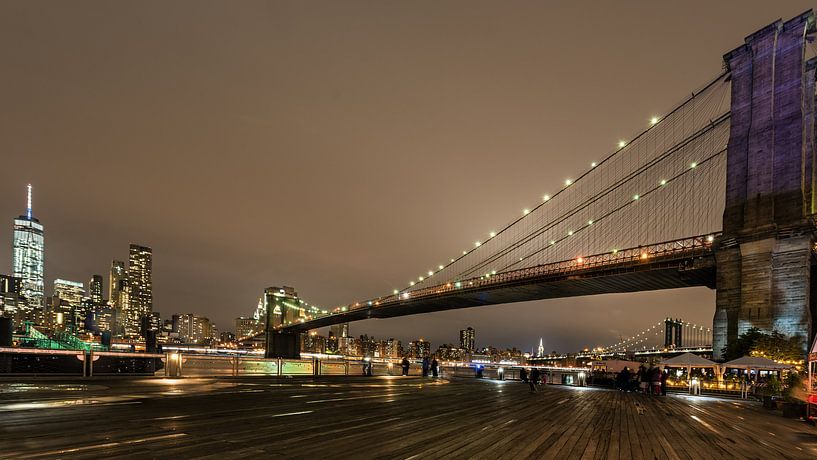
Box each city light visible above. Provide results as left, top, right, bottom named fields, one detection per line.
left=690, top=162, right=697, bottom=168
left=564, top=179, right=572, bottom=186
left=618, top=140, right=626, bottom=148
left=523, top=209, right=530, bottom=215
left=543, top=194, right=550, bottom=201
left=489, top=231, right=496, bottom=238
left=650, top=116, right=659, bottom=125
left=660, top=179, right=667, bottom=186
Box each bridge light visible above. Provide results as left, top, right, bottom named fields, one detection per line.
left=660, top=179, right=667, bottom=186
left=455, top=281, right=462, bottom=288
left=568, top=230, right=573, bottom=236
left=640, top=253, right=648, bottom=260
left=612, top=249, right=618, bottom=254
left=587, top=220, right=593, bottom=225
left=393, top=289, right=398, bottom=295
left=706, top=235, right=714, bottom=242
left=438, top=264, right=444, bottom=270
left=463, top=250, right=468, bottom=255
left=591, top=162, right=597, bottom=168
left=564, top=179, right=572, bottom=186
left=650, top=116, right=659, bottom=125
left=419, top=276, right=424, bottom=281
left=690, top=162, right=697, bottom=168
left=543, top=194, right=550, bottom=201
left=491, top=270, right=496, bottom=275
left=450, top=258, right=455, bottom=262
left=410, top=281, right=415, bottom=286
left=489, top=231, right=496, bottom=238
left=523, top=209, right=530, bottom=215
left=633, top=194, right=639, bottom=200
left=475, top=241, right=481, bottom=247
left=428, top=271, right=433, bottom=276
left=618, top=140, right=627, bottom=148
left=550, top=240, right=555, bottom=245
left=577, top=257, right=584, bottom=264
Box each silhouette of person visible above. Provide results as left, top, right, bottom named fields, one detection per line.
left=431, top=358, right=439, bottom=377
left=422, top=356, right=430, bottom=377
left=401, top=357, right=410, bottom=376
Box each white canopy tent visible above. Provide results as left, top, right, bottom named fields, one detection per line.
left=660, top=352, right=719, bottom=379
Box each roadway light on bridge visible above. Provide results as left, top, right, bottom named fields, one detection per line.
left=660, top=179, right=667, bottom=186
left=463, top=250, right=468, bottom=255
left=523, top=209, right=530, bottom=215
left=455, top=281, right=462, bottom=288
left=419, top=276, right=424, bottom=281
left=641, top=253, right=648, bottom=260
left=612, top=249, right=618, bottom=254
left=576, top=257, right=584, bottom=264
left=410, top=281, right=416, bottom=286
left=706, top=235, right=715, bottom=242
left=543, top=194, right=550, bottom=201
left=618, top=140, right=627, bottom=149
left=568, top=230, right=574, bottom=236
left=650, top=116, right=660, bottom=125
left=428, top=271, right=434, bottom=276
left=591, top=162, right=597, bottom=168
left=450, top=258, right=455, bottom=262
left=393, top=289, right=399, bottom=295
left=475, top=241, right=481, bottom=247
left=564, top=179, right=572, bottom=186
left=633, top=194, right=640, bottom=200
left=587, top=220, right=593, bottom=225
left=550, top=240, right=555, bottom=245
left=438, top=265, right=444, bottom=270
left=491, top=270, right=496, bottom=275
left=489, top=231, right=496, bottom=238
left=690, top=162, right=698, bottom=168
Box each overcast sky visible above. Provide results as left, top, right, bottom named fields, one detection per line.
left=1, top=1, right=813, bottom=352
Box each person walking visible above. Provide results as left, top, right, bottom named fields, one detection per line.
left=637, top=365, right=648, bottom=395
left=529, top=368, right=540, bottom=393
left=431, top=358, right=439, bottom=377
left=421, top=357, right=430, bottom=377
left=401, top=357, right=410, bottom=376
left=520, top=367, right=528, bottom=383
left=660, top=368, right=668, bottom=396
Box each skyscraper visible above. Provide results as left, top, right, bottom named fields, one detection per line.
left=109, top=260, right=127, bottom=336
left=459, top=327, right=475, bottom=352
left=12, top=184, right=44, bottom=309
left=127, top=244, right=153, bottom=336
left=89, top=275, right=103, bottom=305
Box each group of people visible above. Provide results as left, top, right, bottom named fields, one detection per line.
left=519, top=367, right=547, bottom=393
left=398, top=357, right=439, bottom=377
left=617, top=364, right=668, bottom=395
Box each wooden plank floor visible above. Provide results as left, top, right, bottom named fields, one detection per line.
left=1, top=376, right=816, bottom=459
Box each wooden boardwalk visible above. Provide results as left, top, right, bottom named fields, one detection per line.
left=1, top=376, right=815, bottom=459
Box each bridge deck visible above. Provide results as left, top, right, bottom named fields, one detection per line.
left=1, top=376, right=814, bottom=458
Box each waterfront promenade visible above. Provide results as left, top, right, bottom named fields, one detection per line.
left=1, top=376, right=815, bottom=458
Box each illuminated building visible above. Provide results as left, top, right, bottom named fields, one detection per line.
left=459, top=327, right=475, bottom=352
left=109, top=260, right=127, bottom=335
left=12, top=184, right=44, bottom=310
left=89, top=274, right=103, bottom=305
left=234, top=316, right=258, bottom=339
left=0, top=274, right=26, bottom=329
left=176, top=313, right=214, bottom=344
left=53, top=279, right=86, bottom=330
left=127, top=244, right=153, bottom=337
left=409, top=339, right=431, bottom=358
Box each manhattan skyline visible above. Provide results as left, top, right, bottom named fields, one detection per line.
left=3, top=1, right=815, bottom=351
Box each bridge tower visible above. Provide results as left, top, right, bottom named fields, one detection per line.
left=715, top=11, right=817, bottom=359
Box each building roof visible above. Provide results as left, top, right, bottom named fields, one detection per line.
left=660, top=352, right=717, bottom=368
left=723, top=356, right=792, bottom=370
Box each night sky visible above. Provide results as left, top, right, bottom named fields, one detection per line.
left=1, top=1, right=813, bottom=352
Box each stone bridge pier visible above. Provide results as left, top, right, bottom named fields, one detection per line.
left=714, top=11, right=817, bottom=359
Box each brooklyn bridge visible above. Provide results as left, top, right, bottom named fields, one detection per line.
left=265, top=11, right=817, bottom=361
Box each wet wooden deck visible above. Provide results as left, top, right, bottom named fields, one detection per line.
left=1, top=376, right=815, bottom=458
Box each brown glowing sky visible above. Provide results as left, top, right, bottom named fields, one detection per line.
left=1, top=1, right=813, bottom=352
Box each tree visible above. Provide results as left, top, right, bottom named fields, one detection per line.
left=721, top=327, right=764, bottom=361
left=721, top=328, right=805, bottom=364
